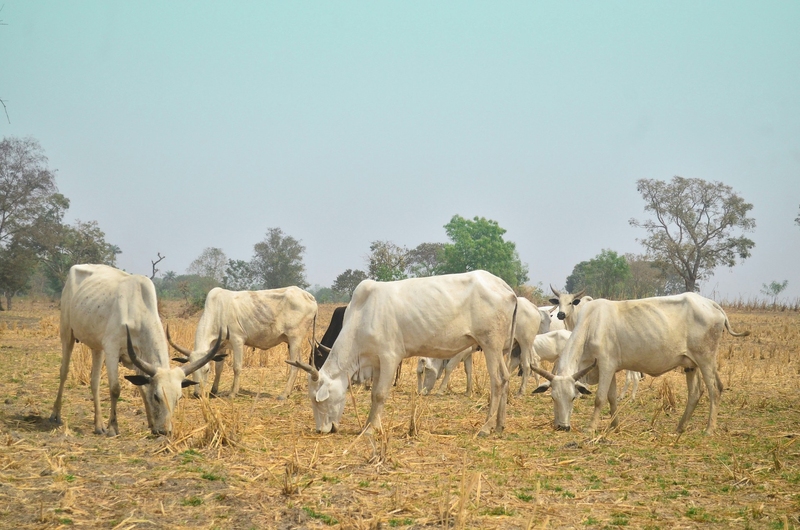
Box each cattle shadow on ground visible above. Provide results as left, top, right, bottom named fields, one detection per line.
left=2, top=412, right=65, bottom=433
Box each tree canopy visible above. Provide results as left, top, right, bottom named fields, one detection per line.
left=439, top=215, right=528, bottom=287
left=565, top=249, right=631, bottom=299
left=332, top=268, right=368, bottom=299
left=251, top=227, right=308, bottom=289
left=629, top=176, right=755, bottom=292
left=186, top=247, right=228, bottom=283
left=366, top=240, right=408, bottom=282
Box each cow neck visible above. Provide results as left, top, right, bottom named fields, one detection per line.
left=553, top=325, right=585, bottom=376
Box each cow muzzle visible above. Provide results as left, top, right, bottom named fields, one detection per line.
left=557, top=312, right=566, bottom=320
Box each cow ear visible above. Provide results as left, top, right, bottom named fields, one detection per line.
left=532, top=382, right=550, bottom=394
left=124, top=375, right=151, bottom=386
left=315, top=384, right=330, bottom=403
left=181, top=379, right=199, bottom=388
left=576, top=382, right=592, bottom=395
left=548, top=298, right=559, bottom=305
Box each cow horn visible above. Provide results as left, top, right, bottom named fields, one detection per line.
left=166, top=326, right=193, bottom=357
left=316, top=342, right=331, bottom=354
left=181, top=329, right=224, bottom=377
left=573, top=288, right=586, bottom=299
left=286, top=359, right=319, bottom=382
left=550, top=284, right=562, bottom=297
left=571, top=360, right=597, bottom=381
left=530, top=365, right=555, bottom=382
left=126, top=325, right=157, bottom=377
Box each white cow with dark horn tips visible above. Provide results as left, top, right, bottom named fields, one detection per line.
left=168, top=286, right=317, bottom=399
left=531, top=293, right=750, bottom=435
left=288, top=270, right=518, bottom=437
left=50, top=264, right=224, bottom=436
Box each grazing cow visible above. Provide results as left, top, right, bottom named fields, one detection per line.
left=169, top=286, right=317, bottom=399
left=532, top=293, right=750, bottom=434
left=416, top=346, right=478, bottom=396
left=618, top=371, right=645, bottom=400
left=288, top=270, right=518, bottom=436
left=50, top=264, right=223, bottom=436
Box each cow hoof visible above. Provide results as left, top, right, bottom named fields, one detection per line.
left=48, top=415, right=62, bottom=425
left=94, top=427, right=107, bottom=435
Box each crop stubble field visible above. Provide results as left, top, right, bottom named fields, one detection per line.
left=0, top=300, right=798, bottom=529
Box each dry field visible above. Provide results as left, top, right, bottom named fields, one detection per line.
left=0, top=300, right=798, bottom=529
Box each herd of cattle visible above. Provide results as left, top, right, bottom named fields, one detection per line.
left=48, top=264, right=750, bottom=438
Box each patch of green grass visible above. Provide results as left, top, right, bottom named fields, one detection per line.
left=388, top=518, right=414, bottom=527
left=358, top=480, right=370, bottom=488
left=562, top=490, right=575, bottom=499
left=481, top=506, right=515, bottom=516
left=302, top=507, right=338, bottom=526
left=58, top=518, right=73, bottom=525
left=182, top=496, right=203, bottom=507
left=64, top=474, right=75, bottom=482
left=610, top=512, right=629, bottom=526
left=180, top=449, right=202, bottom=464
left=515, top=491, right=533, bottom=502
left=583, top=516, right=600, bottom=525
left=685, top=507, right=715, bottom=522
left=322, top=475, right=340, bottom=484
left=201, top=471, right=223, bottom=481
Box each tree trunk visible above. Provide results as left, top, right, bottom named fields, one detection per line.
left=4, top=293, right=11, bottom=311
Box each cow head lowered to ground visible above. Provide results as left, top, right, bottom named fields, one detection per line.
left=531, top=361, right=597, bottom=431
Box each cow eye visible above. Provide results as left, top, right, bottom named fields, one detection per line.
left=153, top=393, right=161, bottom=403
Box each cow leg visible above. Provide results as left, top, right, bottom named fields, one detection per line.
left=416, top=363, right=424, bottom=394
left=279, top=338, right=301, bottom=400
left=210, top=359, right=224, bottom=396
left=464, top=354, right=473, bottom=397
left=435, top=362, right=456, bottom=395
left=588, top=367, right=614, bottom=433
left=50, top=337, right=76, bottom=425
left=365, top=360, right=396, bottom=434
left=90, top=349, right=107, bottom=435
left=229, top=341, right=244, bottom=397
left=697, top=364, right=720, bottom=435
left=479, top=349, right=507, bottom=436
left=104, top=351, right=121, bottom=436
left=607, top=374, right=619, bottom=429
left=630, top=373, right=640, bottom=400
left=677, top=368, right=702, bottom=433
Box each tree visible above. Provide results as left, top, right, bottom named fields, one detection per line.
left=36, top=219, right=121, bottom=294
left=439, top=215, right=529, bottom=287
left=186, top=247, right=227, bottom=283
left=0, top=136, right=58, bottom=247
left=564, top=249, right=631, bottom=299
left=223, top=259, right=259, bottom=291
left=406, top=242, right=445, bottom=277
left=367, top=240, right=408, bottom=282
left=0, top=234, right=37, bottom=309
left=761, top=280, right=788, bottom=306
left=624, top=253, right=684, bottom=298
left=629, top=176, right=755, bottom=293
left=332, top=268, right=368, bottom=299
left=251, top=228, right=308, bottom=289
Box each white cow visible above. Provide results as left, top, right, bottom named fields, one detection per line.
left=548, top=285, right=593, bottom=331
left=168, top=286, right=317, bottom=400
left=288, top=270, right=518, bottom=436
left=50, top=265, right=222, bottom=436
left=532, top=293, right=750, bottom=434
left=416, top=346, right=478, bottom=396
left=539, top=305, right=565, bottom=331
left=510, top=297, right=548, bottom=394
left=509, top=330, right=572, bottom=379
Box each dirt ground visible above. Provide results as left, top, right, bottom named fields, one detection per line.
left=0, top=299, right=798, bottom=529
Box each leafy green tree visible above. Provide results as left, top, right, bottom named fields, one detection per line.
left=0, top=136, right=58, bottom=247
left=565, top=249, right=631, bottom=299
left=406, top=242, right=445, bottom=277
left=251, top=227, right=308, bottom=289
left=0, top=234, right=37, bottom=309
left=439, top=215, right=528, bottom=287
left=761, top=280, right=788, bottom=306
left=36, top=218, right=120, bottom=294
left=186, top=247, right=228, bottom=283
left=624, top=253, right=683, bottom=298
left=308, top=285, right=349, bottom=304
left=332, top=268, right=368, bottom=299
left=223, top=259, right=259, bottom=291
left=630, top=176, right=755, bottom=293
left=367, top=241, right=408, bottom=282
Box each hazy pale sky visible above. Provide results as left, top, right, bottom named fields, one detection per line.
left=2, top=2, right=799, bottom=300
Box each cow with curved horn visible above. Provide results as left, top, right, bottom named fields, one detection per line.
left=549, top=285, right=591, bottom=331
left=289, top=270, right=518, bottom=437
left=532, top=293, right=750, bottom=434
left=168, top=286, right=317, bottom=399
left=50, top=264, right=225, bottom=436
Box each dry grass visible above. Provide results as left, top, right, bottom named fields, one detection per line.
left=0, top=300, right=798, bottom=528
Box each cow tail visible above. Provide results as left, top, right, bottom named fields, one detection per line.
left=500, top=296, right=518, bottom=381
left=723, top=312, right=750, bottom=337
